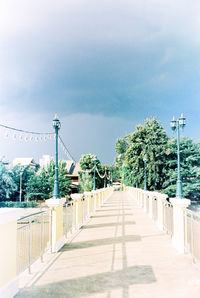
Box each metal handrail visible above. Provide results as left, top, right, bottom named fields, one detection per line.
left=17, top=210, right=51, bottom=274
left=184, top=208, right=200, bottom=262
left=17, top=211, right=45, bottom=223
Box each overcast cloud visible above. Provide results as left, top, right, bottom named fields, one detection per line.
left=0, top=0, right=200, bottom=163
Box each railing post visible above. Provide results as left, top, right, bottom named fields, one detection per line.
left=40, top=213, right=44, bottom=263
left=143, top=192, right=148, bottom=212
left=156, top=193, right=168, bottom=230
left=148, top=193, right=153, bottom=219
left=92, top=190, right=97, bottom=210
left=170, top=198, right=191, bottom=253
left=71, top=194, right=83, bottom=229
left=46, top=198, right=66, bottom=253
left=0, top=209, right=24, bottom=298
left=28, top=218, right=31, bottom=274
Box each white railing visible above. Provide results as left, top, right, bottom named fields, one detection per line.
left=63, top=187, right=114, bottom=235
left=1, top=186, right=113, bottom=297
left=163, top=201, right=173, bottom=236
left=16, top=187, right=114, bottom=275
left=184, top=209, right=200, bottom=262
left=17, top=210, right=51, bottom=274
left=125, top=186, right=199, bottom=259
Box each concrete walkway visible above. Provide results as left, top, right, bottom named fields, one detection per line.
left=16, top=191, right=200, bottom=298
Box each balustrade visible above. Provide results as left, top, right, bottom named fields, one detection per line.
left=126, top=186, right=200, bottom=259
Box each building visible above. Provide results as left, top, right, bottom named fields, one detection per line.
left=65, top=162, right=81, bottom=193
left=39, top=155, right=53, bottom=168
left=12, top=157, right=37, bottom=170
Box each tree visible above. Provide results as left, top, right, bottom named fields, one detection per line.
left=25, top=160, right=71, bottom=200
left=163, top=137, right=200, bottom=200
left=124, top=118, right=169, bottom=190
left=79, top=154, right=105, bottom=192
left=0, top=161, right=17, bottom=201
left=10, top=165, right=36, bottom=201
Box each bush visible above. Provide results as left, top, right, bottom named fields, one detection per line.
left=0, top=201, right=37, bottom=208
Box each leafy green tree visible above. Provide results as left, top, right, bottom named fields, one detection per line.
left=124, top=118, right=169, bottom=190
left=79, top=154, right=105, bottom=192
left=25, top=169, right=51, bottom=201
left=10, top=165, right=36, bottom=201
left=163, top=137, right=200, bottom=200
left=25, top=160, right=71, bottom=200
left=0, top=161, right=17, bottom=201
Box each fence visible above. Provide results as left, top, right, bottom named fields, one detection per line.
left=163, top=201, right=173, bottom=236
left=152, top=197, right=158, bottom=221
left=184, top=209, right=200, bottom=262
left=17, top=187, right=114, bottom=275
left=63, top=201, right=73, bottom=237
left=17, top=210, right=50, bottom=274
left=126, top=186, right=199, bottom=260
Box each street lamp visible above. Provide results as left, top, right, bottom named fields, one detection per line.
left=104, top=168, right=107, bottom=188
left=143, top=157, right=147, bottom=191
left=110, top=170, right=113, bottom=187
left=93, top=157, right=97, bottom=190
left=19, top=172, right=23, bottom=202
left=170, top=113, right=186, bottom=198
left=52, top=114, right=61, bottom=199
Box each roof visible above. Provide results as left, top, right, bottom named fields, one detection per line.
left=13, top=158, right=36, bottom=166
left=65, top=160, right=75, bottom=174
left=73, top=163, right=81, bottom=175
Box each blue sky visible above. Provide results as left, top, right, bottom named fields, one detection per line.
left=0, top=0, right=200, bottom=164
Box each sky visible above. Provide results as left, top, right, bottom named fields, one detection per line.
left=0, top=0, right=200, bottom=165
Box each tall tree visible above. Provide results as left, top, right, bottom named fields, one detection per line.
left=25, top=160, right=71, bottom=200
left=0, top=161, right=17, bottom=201
left=163, top=137, right=200, bottom=200
left=79, top=154, right=105, bottom=192
left=124, top=118, right=169, bottom=190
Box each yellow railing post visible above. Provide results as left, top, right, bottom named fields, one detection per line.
left=0, top=209, right=23, bottom=298
left=71, top=194, right=83, bottom=229
left=156, top=193, right=168, bottom=230
left=46, top=198, right=66, bottom=253
left=170, top=198, right=191, bottom=253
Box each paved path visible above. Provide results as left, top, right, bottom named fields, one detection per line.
left=16, top=191, right=200, bottom=298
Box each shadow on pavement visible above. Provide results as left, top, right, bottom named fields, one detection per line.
left=96, top=209, right=130, bottom=212
left=91, top=214, right=133, bottom=218
left=15, top=265, right=156, bottom=298
left=81, top=221, right=136, bottom=229
left=61, top=235, right=141, bottom=251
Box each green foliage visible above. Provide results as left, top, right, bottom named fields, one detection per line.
left=25, top=160, right=71, bottom=200
left=0, top=201, right=37, bottom=208
left=124, top=118, right=169, bottom=190
left=163, top=137, right=200, bottom=200
left=115, top=117, right=200, bottom=200
left=10, top=165, right=36, bottom=201
left=116, top=137, right=129, bottom=155
left=79, top=154, right=105, bottom=192
left=0, top=161, right=18, bottom=201
left=109, top=164, right=121, bottom=181
left=79, top=172, right=93, bottom=192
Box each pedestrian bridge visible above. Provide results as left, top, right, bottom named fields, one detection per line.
left=1, top=187, right=200, bottom=298
left=15, top=189, right=200, bottom=298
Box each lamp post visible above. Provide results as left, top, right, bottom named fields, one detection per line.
left=136, top=167, right=138, bottom=188
left=143, top=157, right=147, bottom=191
left=108, top=171, right=110, bottom=187
left=52, top=114, right=61, bottom=199
left=110, top=170, right=113, bottom=187
left=104, top=168, right=106, bottom=188
left=93, top=158, right=97, bottom=190
left=19, top=172, right=23, bottom=202
left=170, top=113, right=186, bottom=198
